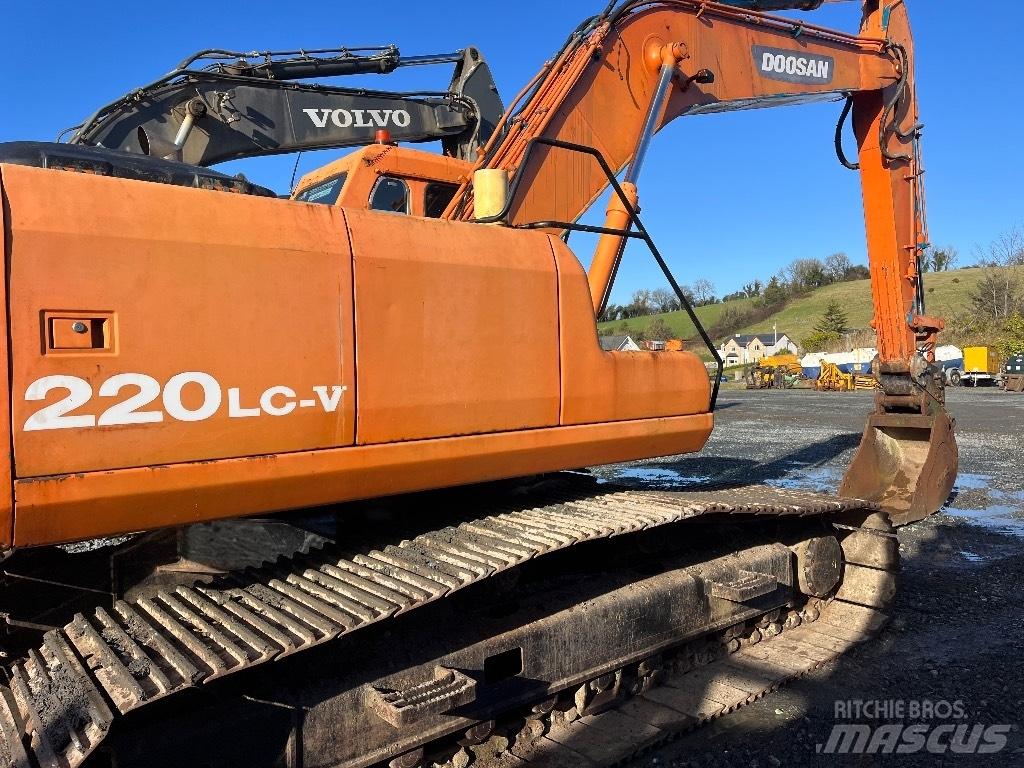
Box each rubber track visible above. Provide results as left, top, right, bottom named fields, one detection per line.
left=0, top=484, right=875, bottom=768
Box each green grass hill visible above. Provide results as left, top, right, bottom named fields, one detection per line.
left=598, top=267, right=991, bottom=349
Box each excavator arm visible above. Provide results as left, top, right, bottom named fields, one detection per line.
left=68, top=46, right=504, bottom=164
left=448, top=0, right=956, bottom=524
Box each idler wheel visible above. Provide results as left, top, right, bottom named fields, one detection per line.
left=791, top=535, right=843, bottom=597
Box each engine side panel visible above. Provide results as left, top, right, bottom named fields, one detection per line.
left=4, top=164, right=354, bottom=477
left=2, top=164, right=715, bottom=548
left=552, top=239, right=712, bottom=425
left=346, top=208, right=560, bottom=444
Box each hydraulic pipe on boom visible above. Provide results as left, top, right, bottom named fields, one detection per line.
left=589, top=45, right=714, bottom=313
left=587, top=45, right=680, bottom=313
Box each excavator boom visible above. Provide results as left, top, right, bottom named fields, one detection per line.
left=69, top=46, right=504, bottom=164
left=448, top=0, right=956, bottom=523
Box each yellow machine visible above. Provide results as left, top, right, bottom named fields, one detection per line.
left=815, top=361, right=875, bottom=392
left=953, top=346, right=1002, bottom=386
left=816, top=361, right=852, bottom=391
left=745, top=354, right=803, bottom=389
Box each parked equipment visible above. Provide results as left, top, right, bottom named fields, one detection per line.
left=815, top=361, right=853, bottom=391
left=947, top=346, right=1001, bottom=387
left=745, top=354, right=803, bottom=389
left=0, top=2, right=956, bottom=766
left=1004, top=354, right=1024, bottom=393
left=66, top=46, right=504, bottom=164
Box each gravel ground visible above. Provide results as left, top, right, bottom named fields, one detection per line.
left=594, top=388, right=1024, bottom=767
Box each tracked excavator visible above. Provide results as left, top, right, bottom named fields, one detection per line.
left=0, top=2, right=958, bottom=766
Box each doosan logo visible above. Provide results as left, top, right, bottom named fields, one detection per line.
left=753, top=45, right=834, bottom=85
left=302, top=108, right=412, bottom=129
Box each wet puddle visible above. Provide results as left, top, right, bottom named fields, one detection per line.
left=958, top=551, right=985, bottom=563
left=943, top=504, right=1024, bottom=538
left=941, top=472, right=1024, bottom=540
left=608, top=467, right=711, bottom=486
left=764, top=465, right=842, bottom=494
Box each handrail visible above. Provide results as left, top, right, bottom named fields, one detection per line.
left=476, top=136, right=724, bottom=411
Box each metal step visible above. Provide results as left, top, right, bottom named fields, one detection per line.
left=708, top=570, right=778, bottom=602
left=370, top=668, right=477, bottom=727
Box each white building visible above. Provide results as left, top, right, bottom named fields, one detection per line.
left=599, top=334, right=641, bottom=352
left=719, top=332, right=798, bottom=366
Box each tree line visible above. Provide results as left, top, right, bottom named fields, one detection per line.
left=594, top=241, right=993, bottom=353
left=599, top=251, right=917, bottom=338
left=598, top=280, right=718, bottom=322
left=946, top=226, right=1024, bottom=357
left=704, top=251, right=893, bottom=342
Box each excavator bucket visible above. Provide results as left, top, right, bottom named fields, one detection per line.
left=840, top=411, right=958, bottom=527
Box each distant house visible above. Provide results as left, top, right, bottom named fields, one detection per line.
left=719, top=332, right=798, bottom=366
left=643, top=338, right=684, bottom=352
left=599, top=334, right=641, bottom=352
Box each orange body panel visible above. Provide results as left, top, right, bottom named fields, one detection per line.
left=0, top=160, right=714, bottom=549
left=0, top=193, right=12, bottom=549
left=4, top=164, right=355, bottom=477
left=346, top=208, right=561, bottom=443
left=553, top=240, right=711, bottom=424
left=14, top=414, right=712, bottom=547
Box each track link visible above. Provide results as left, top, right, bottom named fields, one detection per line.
left=429, top=510, right=897, bottom=768
left=0, top=481, right=882, bottom=768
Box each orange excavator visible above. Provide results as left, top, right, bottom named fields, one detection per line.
left=0, top=2, right=956, bottom=767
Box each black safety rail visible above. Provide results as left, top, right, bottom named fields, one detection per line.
left=475, top=137, right=724, bottom=411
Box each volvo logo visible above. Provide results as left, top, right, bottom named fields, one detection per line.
left=302, top=108, right=412, bottom=129
left=753, top=45, right=834, bottom=85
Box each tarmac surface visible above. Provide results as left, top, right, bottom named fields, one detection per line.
left=593, top=388, right=1024, bottom=767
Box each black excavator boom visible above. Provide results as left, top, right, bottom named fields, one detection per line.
left=67, top=46, right=503, bottom=165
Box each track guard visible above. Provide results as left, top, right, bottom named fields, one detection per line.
left=840, top=410, right=957, bottom=526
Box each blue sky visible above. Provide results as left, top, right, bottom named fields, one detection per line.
left=2, top=2, right=1021, bottom=303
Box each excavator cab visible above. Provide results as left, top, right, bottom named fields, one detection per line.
left=292, top=145, right=472, bottom=217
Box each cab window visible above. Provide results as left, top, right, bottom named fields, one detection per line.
left=369, top=176, right=409, bottom=214
left=424, top=182, right=460, bottom=218
left=294, top=173, right=347, bottom=205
